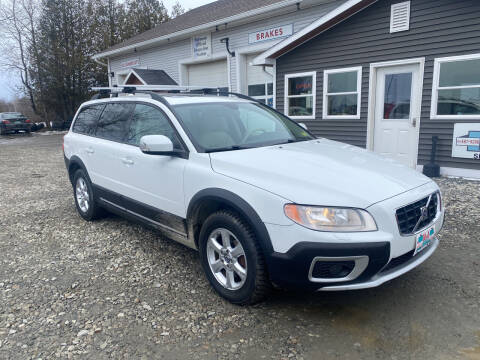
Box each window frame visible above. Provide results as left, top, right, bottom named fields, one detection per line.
left=322, top=66, right=362, bottom=120
left=284, top=71, right=317, bottom=120
left=430, top=53, right=480, bottom=120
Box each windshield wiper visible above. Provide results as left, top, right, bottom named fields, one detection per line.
left=272, top=139, right=308, bottom=146
left=205, top=145, right=252, bottom=153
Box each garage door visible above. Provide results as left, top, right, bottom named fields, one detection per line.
left=187, top=59, right=228, bottom=91
left=246, top=54, right=273, bottom=106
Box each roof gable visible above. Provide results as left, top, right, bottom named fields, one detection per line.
left=125, top=69, right=178, bottom=85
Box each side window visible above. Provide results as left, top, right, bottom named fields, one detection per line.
left=72, top=105, right=105, bottom=135
left=126, top=104, right=182, bottom=149
left=95, top=103, right=135, bottom=142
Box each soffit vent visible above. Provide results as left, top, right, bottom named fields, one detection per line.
left=390, top=1, right=411, bottom=33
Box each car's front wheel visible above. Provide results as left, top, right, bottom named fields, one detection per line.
left=199, top=210, right=271, bottom=305
left=72, top=169, right=105, bottom=221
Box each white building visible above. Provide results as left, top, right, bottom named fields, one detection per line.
left=94, top=0, right=346, bottom=107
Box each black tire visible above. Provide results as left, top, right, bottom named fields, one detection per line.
left=199, top=210, right=271, bottom=305
left=72, top=169, right=105, bottom=221
left=0, top=127, right=6, bottom=135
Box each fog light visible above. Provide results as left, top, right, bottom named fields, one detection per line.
left=311, top=261, right=355, bottom=279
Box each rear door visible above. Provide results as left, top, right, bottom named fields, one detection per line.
left=69, top=104, right=105, bottom=174
left=88, top=102, right=135, bottom=194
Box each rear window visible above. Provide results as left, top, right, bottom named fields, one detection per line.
left=95, top=103, right=135, bottom=142
left=72, top=105, right=105, bottom=135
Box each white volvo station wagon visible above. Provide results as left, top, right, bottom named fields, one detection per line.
left=63, top=86, right=445, bottom=304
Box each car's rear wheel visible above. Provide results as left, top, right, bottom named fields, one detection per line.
left=199, top=210, right=271, bottom=305
left=73, top=169, right=105, bottom=221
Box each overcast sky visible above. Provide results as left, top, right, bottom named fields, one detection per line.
left=0, top=0, right=217, bottom=101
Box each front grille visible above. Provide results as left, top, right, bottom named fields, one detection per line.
left=380, top=250, right=414, bottom=273
left=396, top=193, right=439, bottom=235
left=311, top=261, right=355, bottom=279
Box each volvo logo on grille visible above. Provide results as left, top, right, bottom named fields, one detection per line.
left=412, top=194, right=433, bottom=233
left=420, top=205, right=428, bottom=219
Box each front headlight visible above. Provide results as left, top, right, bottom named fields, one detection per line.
left=284, top=204, right=377, bottom=232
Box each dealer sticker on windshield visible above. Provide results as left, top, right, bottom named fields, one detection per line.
left=414, top=225, right=435, bottom=256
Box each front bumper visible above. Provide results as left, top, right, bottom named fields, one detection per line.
left=319, top=237, right=439, bottom=291
left=267, top=237, right=439, bottom=291
left=264, top=181, right=444, bottom=291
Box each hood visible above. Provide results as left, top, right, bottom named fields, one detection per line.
left=209, top=139, right=431, bottom=209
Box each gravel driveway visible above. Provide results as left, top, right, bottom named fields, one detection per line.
left=0, top=133, right=479, bottom=359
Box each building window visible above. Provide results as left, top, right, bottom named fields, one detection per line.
left=248, top=82, right=274, bottom=107
left=323, top=67, right=362, bottom=119
left=284, top=72, right=316, bottom=119
left=431, top=54, right=480, bottom=119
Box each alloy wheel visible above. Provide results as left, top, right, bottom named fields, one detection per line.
left=206, top=228, right=247, bottom=290
left=75, top=177, right=90, bottom=213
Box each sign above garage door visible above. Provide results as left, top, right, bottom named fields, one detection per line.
left=249, top=24, right=293, bottom=44
left=192, top=33, right=212, bottom=59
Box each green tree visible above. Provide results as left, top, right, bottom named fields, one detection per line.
left=122, top=0, right=169, bottom=39
left=170, top=1, right=185, bottom=18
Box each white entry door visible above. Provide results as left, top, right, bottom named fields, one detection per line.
left=373, top=63, right=422, bottom=167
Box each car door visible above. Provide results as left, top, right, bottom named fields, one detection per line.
left=88, top=102, right=135, bottom=194
left=70, top=104, right=106, bottom=177
left=115, top=102, right=188, bottom=220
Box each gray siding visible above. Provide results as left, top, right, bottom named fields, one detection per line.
left=275, top=0, right=480, bottom=170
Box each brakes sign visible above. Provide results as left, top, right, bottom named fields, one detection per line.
left=249, top=24, right=293, bottom=44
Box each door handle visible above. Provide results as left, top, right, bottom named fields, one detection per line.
left=411, top=117, right=417, bottom=127
left=85, top=147, right=94, bottom=154
left=121, top=158, right=134, bottom=165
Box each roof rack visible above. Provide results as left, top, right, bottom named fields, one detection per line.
left=90, top=85, right=264, bottom=105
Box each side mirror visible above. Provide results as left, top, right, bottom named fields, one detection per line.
left=299, top=122, right=308, bottom=130
left=139, top=135, right=186, bottom=158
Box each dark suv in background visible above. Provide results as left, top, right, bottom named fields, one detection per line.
left=0, top=112, right=32, bottom=135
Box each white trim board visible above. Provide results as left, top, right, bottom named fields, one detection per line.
left=416, top=165, right=480, bottom=180
left=366, top=57, right=425, bottom=168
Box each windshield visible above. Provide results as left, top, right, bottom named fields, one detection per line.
left=173, top=102, right=314, bottom=152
